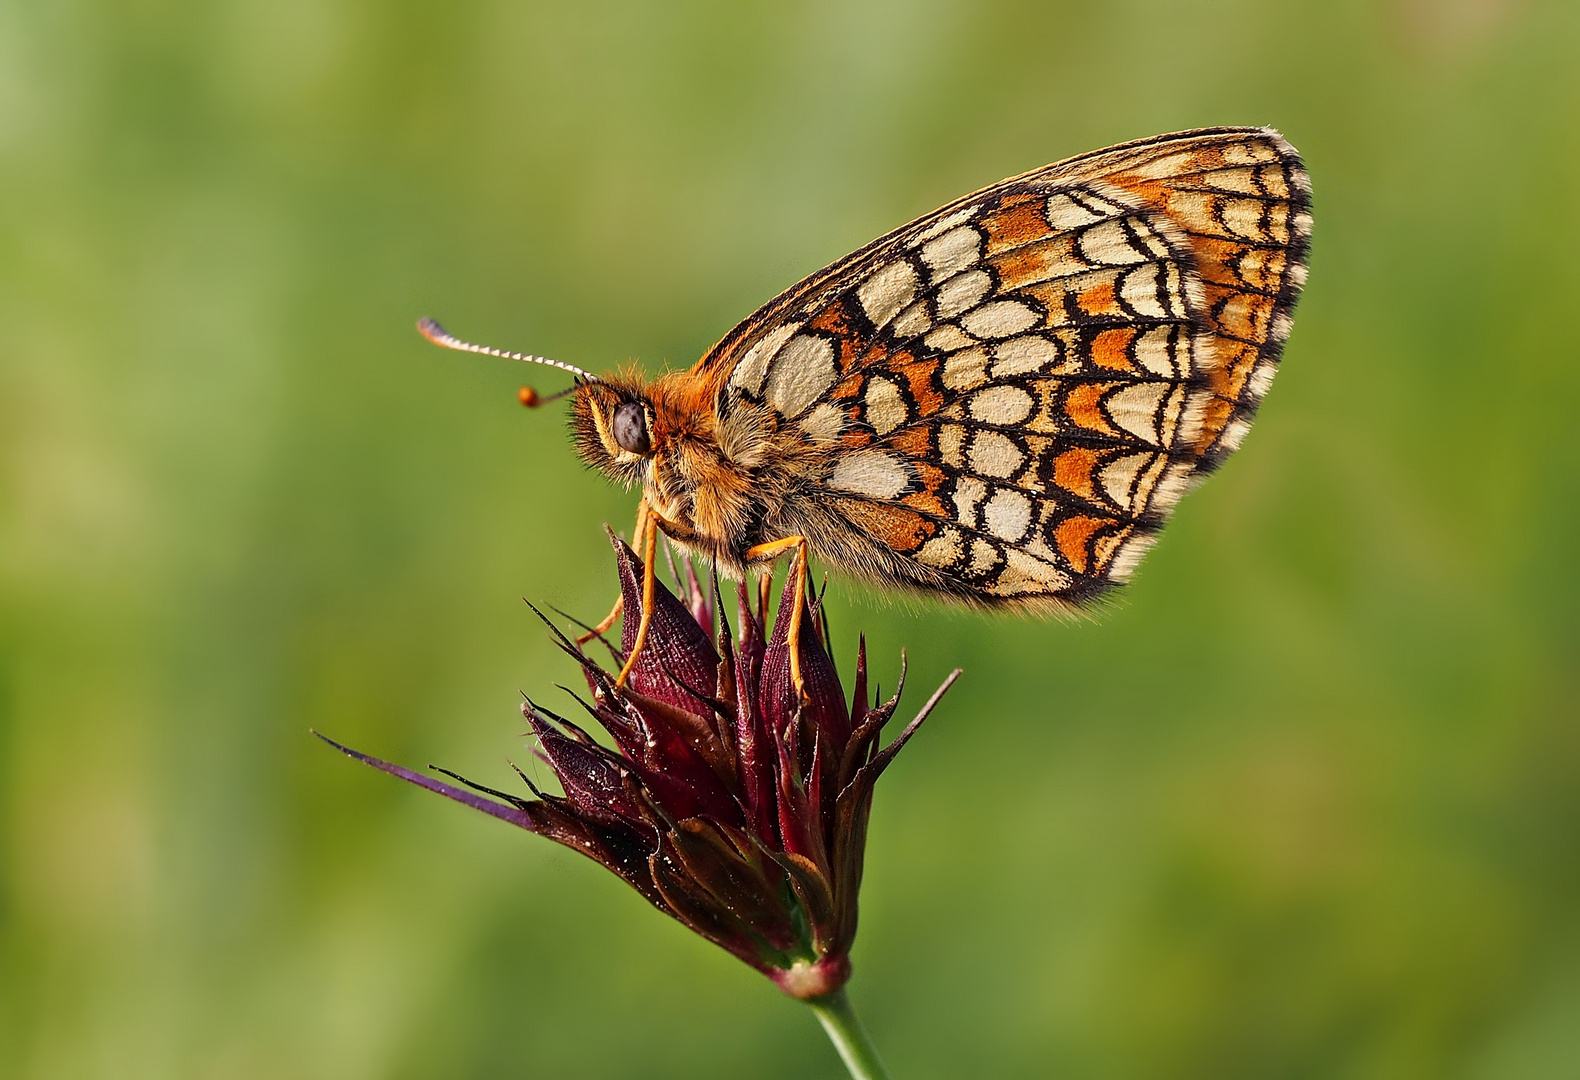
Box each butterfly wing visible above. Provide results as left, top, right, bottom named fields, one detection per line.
left=698, top=127, right=1311, bottom=608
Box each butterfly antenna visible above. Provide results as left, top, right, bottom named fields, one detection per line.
left=516, top=384, right=580, bottom=407
left=416, top=318, right=601, bottom=407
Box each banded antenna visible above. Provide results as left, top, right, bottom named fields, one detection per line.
left=416, top=318, right=600, bottom=406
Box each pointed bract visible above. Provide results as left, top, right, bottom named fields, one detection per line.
left=321, top=533, right=959, bottom=999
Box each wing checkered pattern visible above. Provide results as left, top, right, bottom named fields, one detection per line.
left=700, top=128, right=1310, bottom=606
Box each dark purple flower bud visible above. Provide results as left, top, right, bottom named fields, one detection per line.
left=318, top=532, right=959, bottom=1000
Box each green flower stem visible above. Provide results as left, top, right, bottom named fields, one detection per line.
left=808, top=988, right=891, bottom=1080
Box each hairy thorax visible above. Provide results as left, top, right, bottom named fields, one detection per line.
left=643, top=378, right=835, bottom=577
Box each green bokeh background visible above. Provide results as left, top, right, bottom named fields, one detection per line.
left=3, top=1, right=1577, bottom=1076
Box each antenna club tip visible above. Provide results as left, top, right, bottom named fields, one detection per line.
left=518, top=386, right=541, bottom=408
left=416, top=317, right=447, bottom=344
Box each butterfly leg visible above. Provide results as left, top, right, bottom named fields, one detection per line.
left=743, top=535, right=812, bottom=702
left=614, top=501, right=661, bottom=688
left=574, top=595, right=622, bottom=646
left=575, top=501, right=650, bottom=647
left=613, top=500, right=704, bottom=687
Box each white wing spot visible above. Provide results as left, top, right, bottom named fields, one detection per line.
left=911, top=206, right=979, bottom=247
left=801, top=402, right=846, bottom=444
left=891, top=298, right=932, bottom=338
left=968, top=431, right=1024, bottom=478
left=857, top=261, right=919, bottom=329
left=1129, top=454, right=1171, bottom=511
left=916, top=526, right=964, bottom=569
left=1132, top=326, right=1183, bottom=377
left=961, top=300, right=1040, bottom=339
left=1046, top=192, right=1109, bottom=232
left=1104, top=382, right=1168, bottom=444
left=951, top=476, right=987, bottom=526
left=1118, top=264, right=1169, bottom=319
left=1175, top=388, right=1209, bottom=448
left=991, top=335, right=1059, bottom=378
left=968, top=385, right=1034, bottom=426
left=920, top=226, right=982, bottom=280
left=934, top=269, right=993, bottom=319
left=730, top=321, right=800, bottom=397
left=924, top=324, right=975, bottom=352
left=829, top=450, right=912, bottom=499
left=1078, top=219, right=1147, bottom=265
left=938, top=423, right=966, bottom=466
left=1134, top=221, right=1172, bottom=259
left=983, top=488, right=1032, bottom=542
left=989, top=549, right=1072, bottom=594
left=764, top=334, right=836, bottom=418
left=1157, top=385, right=1190, bottom=448
left=863, top=376, right=909, bottom=435
left=941, top=347, right=988, bottom=391
left=969, top=538, right=1000, bottom=574
left=1099, top=453, right=1149, bottom=509
left=1220, top=197, right=1268, bottom=241
left=1206, top=166, right=1262, bottom=195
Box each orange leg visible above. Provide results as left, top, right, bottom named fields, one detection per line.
left=743, top=535, right=811, bottom=701
left=573, top=594, right=622, bottom=647
left=576, top=501, right=649, bottom=647
left=614, top=501, right=665, bottom=688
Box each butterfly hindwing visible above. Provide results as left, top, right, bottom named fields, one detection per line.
left=700, top=128, right=1310, bottom=607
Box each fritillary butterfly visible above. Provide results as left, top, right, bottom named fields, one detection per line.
left=421, top=127, right=1311, bottom=680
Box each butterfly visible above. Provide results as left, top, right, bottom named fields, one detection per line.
left=421, top=127, right=1311, bottom=687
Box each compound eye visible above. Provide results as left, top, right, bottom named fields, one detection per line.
left=611, top=401, right=651, bottom=455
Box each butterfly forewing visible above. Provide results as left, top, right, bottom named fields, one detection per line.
left=699, top=127, right=1310, bottom=608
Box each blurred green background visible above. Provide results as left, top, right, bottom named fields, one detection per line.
left=3, top=0, right=1577, bottom=1076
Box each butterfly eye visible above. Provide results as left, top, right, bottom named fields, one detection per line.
left=611, top=402, right=651, bottom=455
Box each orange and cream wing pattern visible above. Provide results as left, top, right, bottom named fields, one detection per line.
left=704, top=127, right=1311, bottom=606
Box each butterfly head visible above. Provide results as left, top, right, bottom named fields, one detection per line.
left=418, top=319, right=748, bottom=539
left=572, top=378, right=658, bottom=486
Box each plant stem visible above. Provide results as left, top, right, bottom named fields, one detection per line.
left=808, top=987, right=891, bottom=1080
